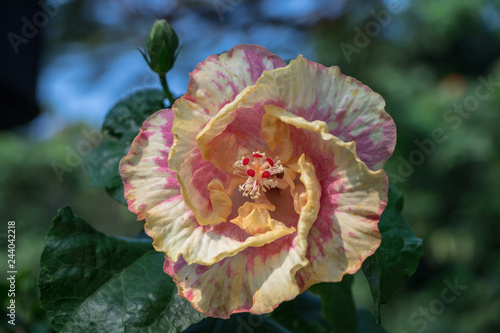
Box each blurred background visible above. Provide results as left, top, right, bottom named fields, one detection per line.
left=1, top=0, right=499, bottom=332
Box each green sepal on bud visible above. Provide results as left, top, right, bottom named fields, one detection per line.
left=141, top=19, right=179, bottom=75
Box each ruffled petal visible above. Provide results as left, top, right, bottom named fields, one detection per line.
left=173, top=44, right=286, bottom=173
left=120, top=109, right=179, bottom=220
left=164, top=235, right=307, bottom=318
left=286, top=56, right=396, bottom=170
left=197, top=55, right=396, bottom=171
left=144, top=198, right=294, bottom=266
left=185, top=44, right=287, bottom=117
left=296, top=170, right=387, bottom=290
left=144, top=156, right=320, bottom=266
left=257, top=105, right=388, bottom=288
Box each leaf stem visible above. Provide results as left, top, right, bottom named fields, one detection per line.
left=159, top=74, right=175, bottom=107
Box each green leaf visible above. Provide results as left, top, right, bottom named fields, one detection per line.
left=86, top=89, right=165, bottom=205
left=270, top=292, right=331, bottom=333
left=86, top=141, right=128, bottom=189
left=309, top=275, right=357, bottom=333
left=102, top=89, right=165, bottom=138
left=39, top=207, right=205, bottom=332
left=105, top=185, right=127, bottom=206
left=185, top=313, right=292, bottom=333
left=362, top=182, right=424, bottom=322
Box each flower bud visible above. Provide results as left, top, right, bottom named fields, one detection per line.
left=143, top=19, right=179, bottom=75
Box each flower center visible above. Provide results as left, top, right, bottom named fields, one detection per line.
left=233, top=151, right=284, bottom=199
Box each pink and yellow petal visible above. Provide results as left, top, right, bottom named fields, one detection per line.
left=120, top=109, right=293, bottom=266
left=256, top=105, right=388, bottom=288
left=197, top=54, right=395, bottom=170
left=161, top=154, right=322, bottom=317
left=296, top=154, right=388, bottom=290
left=171, top=144, right=231, bottom=226
left=185, top=44, right=286, bottom=116
left=171, top=45, right=286, bottom=221
left=145, top=198, right=297, bottom=266
left=164, top=234, right=308, bottom=318
left=286, top=155, right=322, bottom=252
left=283, top=56, right=395, bottom=170
left=260, top=55, right=396, bottom=170
left=199, top=106, right=269, bottom=172
left=120, top=109, right=179, bottom=220
left=172, top=44, right=286, bottom=163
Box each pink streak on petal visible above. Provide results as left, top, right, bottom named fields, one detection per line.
left=184, top=290, right=194, bottom=301
left=241, top=45, right=287, bottom=83
left=196, top=265, right=210, bottom=276
left=120, top=109, right=179, bottom=218
left=183, top=45, right=286, bottom=116
left=293, top=93, right=334, bottom=124
left=164, top=233, right=298, bottom=318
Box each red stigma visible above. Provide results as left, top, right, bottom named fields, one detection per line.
left=261, top=171, right=271, bottom=178
left=252, top=153, right=263, bottom=158
left=266, top=158, right=274, bottom=166
left=246, top=169, right=256, bottom=177
left=242, top=158, right=250, bottom=165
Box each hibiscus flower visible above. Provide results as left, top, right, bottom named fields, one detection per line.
left=120, top=44, right=396, bottom=318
